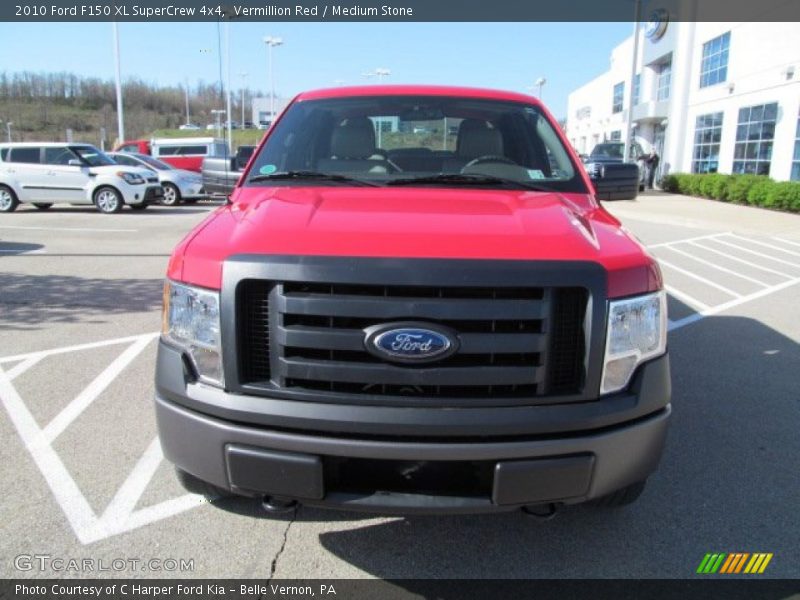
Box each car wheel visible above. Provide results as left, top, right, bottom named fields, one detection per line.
left=93, top=187, right=123, bottom=214
left=33, top=203, right=53, bottom=210
left=0, top=185, right=20, bottom=213
left=592, top=480, right=647, bottom=507
left=161, top=183, right=181, bottom=206
left=175, top=467, right=233, bottom=500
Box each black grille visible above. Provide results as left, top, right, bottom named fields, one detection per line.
left=237, top=278, right=588, bottom=404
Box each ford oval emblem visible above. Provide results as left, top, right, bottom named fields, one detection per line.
left=364, top=322, right=459, bottom=363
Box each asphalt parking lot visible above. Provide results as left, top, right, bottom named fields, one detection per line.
left=1, top=194, right=799, bottom=579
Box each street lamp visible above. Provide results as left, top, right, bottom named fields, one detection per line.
left=534, top=77, right=547, bottom=99
left=239, top=71, right=248, bottom=127
left=263, top=35, right=283, bottom=125
left=211, top=109, right=226, bottom=138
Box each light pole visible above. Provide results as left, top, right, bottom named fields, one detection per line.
left=534, top=77, right=547, bottom=99
left=112, top=22, right=125, bottom=143
left=264, top=35, right=283, bottom=125
left=240, top=71, right=248, bottom=126
left=211, top=109, right=225, bottom=138
left=184, top=79, right=191, bottom=126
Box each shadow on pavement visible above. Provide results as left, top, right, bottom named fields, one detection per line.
left=0, top=241, right=44, bottom=255
left=0, top=271, right=164, bottom=330
left=310, top=299, right=799, bottom=578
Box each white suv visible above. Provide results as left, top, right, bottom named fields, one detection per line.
left=0, top=143, right=163, bottom=213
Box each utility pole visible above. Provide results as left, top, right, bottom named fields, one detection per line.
left=184, top=79, right=191, bottom=125
left=112, top=22, right=125, bottom=143
left=240, top=72, right=248, bottom=126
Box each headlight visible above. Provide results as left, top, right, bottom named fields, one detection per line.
left=161, top=280, right=223, bottom=386
left=600, top=291, right=667, bottom=395
left=118, top=171, right=145, bottom=185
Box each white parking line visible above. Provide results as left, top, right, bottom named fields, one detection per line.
left=42, top=335, right=154, bottom=444
left=689, top=241, right=795, bottom=279
left=726, top=233, right=800, bottom=258
left=0, top=335, right=204, bottom=545
left=710, top=238, right=800, bottom=269
left=664, top=284, right=710, bottom=311
left=0, top=333, right=159, bottom=364
left=660, top=244, right=770, bottom=287
left=647, top=232, right=727, bottom=249
left=774, top=237, right=800, bottom=249
left=656, top=258, right=742, bottom=297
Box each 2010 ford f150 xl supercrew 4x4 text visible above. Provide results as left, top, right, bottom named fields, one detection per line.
left=156, top=85, right=670, bottom=516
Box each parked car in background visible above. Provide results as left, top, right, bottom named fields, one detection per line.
left=179, top=123, right=202, bottom=131
left=0, top=142, right=162, bottom=213
left=257, top=121, right=270, bottom=130
left=206, top=124, right=217, bottom=130
left=114, top=137, right=228, bottom=173
left=582, top=142, right=645, bottom=200
left=108, top=152, right=205, bottom=206
left=201, top=145, right=256, bottom=196
left=243, top=121, right=255, bottom=129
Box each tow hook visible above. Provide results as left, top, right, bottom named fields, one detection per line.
left=522, top=503, right=559, bottom=520
left=261, top=496, right=298, bottom=514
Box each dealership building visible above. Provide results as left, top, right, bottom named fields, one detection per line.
left=566, top=21, right=800, bottom=182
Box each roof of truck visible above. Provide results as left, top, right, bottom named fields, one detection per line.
left=295, top=85, right=544, bottom=107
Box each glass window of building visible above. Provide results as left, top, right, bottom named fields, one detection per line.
left=700, top=31, right=731, bottom=88
left=692, top=112, right=723, bottom=173
left=612, top=82, right=624, bottom=114
left=656, top=57, right=672, bottom=101
left=610, top=130, right=622, bottom=142
left=792, top=108, right=800, bottom=181
left=733, top=102, right=778, bottom=176
left=632, top=74, right=641, bottom=106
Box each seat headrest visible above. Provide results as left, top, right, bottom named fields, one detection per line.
left=457, top=119, right=504, bottom=158
left=330, top=117, right=376, bottom=159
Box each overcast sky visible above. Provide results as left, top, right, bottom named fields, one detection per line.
left=0, top=21, right=633, bottom=119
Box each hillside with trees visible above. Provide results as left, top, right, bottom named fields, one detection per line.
left=0, top=71, right=261, bottom=147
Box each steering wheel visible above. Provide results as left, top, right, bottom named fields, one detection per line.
left=463, top=155, right=518, bottom=169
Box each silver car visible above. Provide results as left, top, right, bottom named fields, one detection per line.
left=108, top=152, right=205, bottom=206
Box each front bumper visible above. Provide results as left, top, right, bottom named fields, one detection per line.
left=156, top=341, right=671, bottom=513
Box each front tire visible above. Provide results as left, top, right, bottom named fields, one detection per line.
left=33, top=203, right=53, bottom=210
left=93, top=187, right=123, bottom=214
left=160, top=183, right=181, bottom=206
left=0, top=185, right=19, bottom=212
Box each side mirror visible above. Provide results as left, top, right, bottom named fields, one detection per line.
left=68, top=159, right=82, bottom=166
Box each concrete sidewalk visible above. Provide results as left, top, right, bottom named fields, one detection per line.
left=604, top=191, right=800, bottom=239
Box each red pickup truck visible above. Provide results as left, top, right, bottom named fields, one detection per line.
left=156, top=85, right=670, bottom=516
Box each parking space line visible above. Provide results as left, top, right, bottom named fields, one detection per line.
left=711, top=238, right=800, bottom=268
left=688, top=241, right=795, bottom=279
left=726, top=233, right=800, bottom=258
left=774, top=237, right=800, bottom=249
left=656, top=259, right=742, bottom=297
left=664, top=284, right=710, bottom=311
left=102, top=437, right=167, bottom=523
left=661, top=245, right=770, bottom=287
left=647, top=232, right=728, bottom=249
left=0, top=333, right=159, bottom=364
left=669, top=276, right=800, bottom=331
left=41, top=336, right=154, bottom=444
left=5, top=356, right=44, bottom=381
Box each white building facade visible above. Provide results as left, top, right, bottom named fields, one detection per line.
left=566, top=21, right=800, bottom=182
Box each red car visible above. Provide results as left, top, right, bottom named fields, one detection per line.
left=156, top=85, right=670, bottom=516
left=114, top=137, right=227, bottom=173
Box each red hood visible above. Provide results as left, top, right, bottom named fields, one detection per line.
left=169, top=187, right=661, bottom=297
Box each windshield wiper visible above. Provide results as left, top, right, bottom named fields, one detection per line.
left=386, top=173, right=554, bottom=192
left=248, top=170, right=379, bottom=187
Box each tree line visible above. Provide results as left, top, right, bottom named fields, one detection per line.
left=0, top=71, right=264, bottom=144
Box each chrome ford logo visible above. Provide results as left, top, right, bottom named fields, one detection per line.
left=364, top=322, right=458, bottom=363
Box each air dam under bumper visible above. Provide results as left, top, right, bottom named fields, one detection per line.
left=156, top=361, right=670, bottom=514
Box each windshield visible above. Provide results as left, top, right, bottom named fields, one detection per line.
left=71, top=145, right=115, bottom=167
left=135, top=153, right=173, bottom=170
left=246, top=95, right=586, bottom=192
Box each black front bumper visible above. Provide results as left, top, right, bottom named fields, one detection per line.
left=155, top=341, right=671, bottom=513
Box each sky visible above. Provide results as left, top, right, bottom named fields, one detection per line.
left=0, top=22, right=632, bottom=120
